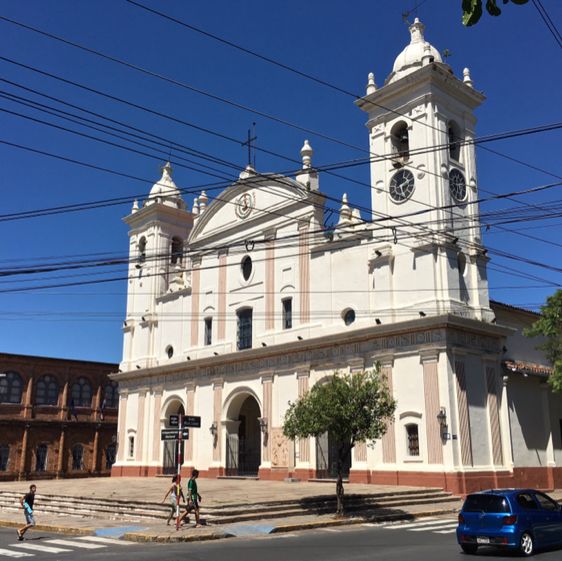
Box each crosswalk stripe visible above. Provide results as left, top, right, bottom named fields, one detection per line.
left=11, top=544, right=71, bottom=554
left=410, top=523, right=459, bottom=532
left=77, top=537, right=134, bottom=546
left=45, top=540, right=105, bottom=549
left=435, top=529, right=458, bottom=534
left=362, top=523, right=378, bottom=527
left=320, top=528, right=340, bottom=532
left=385, top=518, right=441, bottom=529
left=0, top=549, right=33, bottom=558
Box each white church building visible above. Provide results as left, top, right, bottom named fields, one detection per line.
left=111, top=19, right=562, bottom=494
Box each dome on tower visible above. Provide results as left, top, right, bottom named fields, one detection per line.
left=146, top=162, right=185, bottom=209
left=386, top=18, right=443, bottom=85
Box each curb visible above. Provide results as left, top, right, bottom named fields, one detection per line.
left=0, top=519, right=93, bottom=537
left=123, top=530, right=231, bottom=543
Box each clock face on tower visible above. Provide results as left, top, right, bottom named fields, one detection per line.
left=449, top=169, right=467, bottom=202
left=389, top=169, right=415, bottom=203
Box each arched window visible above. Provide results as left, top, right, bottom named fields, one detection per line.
left=71, top=444, right=84, bottom=470
left=35, top=375, right=59, bottom=406
left=35, top=444, right=48, bottom=472
left=136, top=237, right=147, bottom=267
left=103, top=382, right=119, bottom=409
left=0, top=371, right=23, bottom=404
left=405, top=424, right=420, bottom=457
left=241, top=256, right=252, bottom=281
left=0, top=445, right=9, bottom=471
left=343, top=308, right=356, bottom=326
left=170, top=237, right=183, bottom=265
left=70, top=377, right=92, bottom=408
left=448, top=121, right=462, bottom=161
left=390, top=121, right=409, bottom=166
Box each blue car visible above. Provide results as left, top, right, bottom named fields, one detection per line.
left=457, top=489, right=562, bottom=556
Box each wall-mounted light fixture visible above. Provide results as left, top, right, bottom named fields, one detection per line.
left=375, top=318, right=382, bottom=325
left=209, top=421, right=218, bottom=448
left=437, top=407, right=449, bottom=441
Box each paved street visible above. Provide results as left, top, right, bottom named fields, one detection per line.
left=3, top=517, right=562, bottom=561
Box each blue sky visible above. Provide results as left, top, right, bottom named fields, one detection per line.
left=0, top=0, right=560, bottom=363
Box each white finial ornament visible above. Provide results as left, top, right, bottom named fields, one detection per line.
left=409, top=17, right=425, bottom=44
left=300, top=140, right=313, bottom=169
left=422, top=43, right=433, bottom=66
left=192, top=197, right=199, bottom=216
left=132, top=199, right=139, bottom=213
left=339, top=193, right=352, bottom=223
left=366, top=72, right=377, bottom=94
left=463, top=67, right=473, bottom=88
left=198, top=191, right=208, bottom=213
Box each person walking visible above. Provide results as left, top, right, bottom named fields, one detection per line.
left=187, top=468, right=202, bottom=528
left=17, top=484, right=36, bottom=540
left=161, top=475, right=185, bottom=526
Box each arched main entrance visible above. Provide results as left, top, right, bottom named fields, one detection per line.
left=224, top=394, right=261, bottom=476
left=162, top=400, right=185, bottom=475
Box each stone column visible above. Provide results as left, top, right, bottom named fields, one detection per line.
left=380, top=357, right=396, bottom=464
left=541, top=382, right=556, bottom=484
left=217, top=252, right=227, bottom=341
left=185, top=385, right=195, bottom=462
left=190, top=257, right=201, bottom=347
left=151, top=389, right=163, bottom=463
left=422, top=352, right=443, bottom=465
left=296, top=370, right=310, bottom=467
left=212, top=381, right=223, bottom=464
left=298, top=222, right=310, bottom=324
left=136, top=390, right=147, bottom=463
left=261, top=374, right=273, bottom=464
left=485, top=364, right=503, bottom=466
left=454, top=358, right=473, bottom=467
left=499, top=375, right=514, bottom=468
left=265, top=234, right=275, bottom=331
left=116, top=390, right=128, bottom=463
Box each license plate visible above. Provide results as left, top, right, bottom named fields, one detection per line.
left=476, top=537, right=490, bottom=544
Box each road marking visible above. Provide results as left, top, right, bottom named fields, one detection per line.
left=11, top=544, right=71, bottom=554
left=385, top=518, right=440, bottom=529
left=435, top=529, right=458, bottom=534
left=77, top=537, right=134, bottom=546
left=45, top=540, right=105, bottom=549
left=362, top=523, right=378, bottom=527
left=0, top=549, right=33, bottom=558
left=320, top=528, right=340, bottom=532
left=410, top=522, right=459, bottom=532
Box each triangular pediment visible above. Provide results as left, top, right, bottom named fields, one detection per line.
left=189, top=173, right=319, bottom=246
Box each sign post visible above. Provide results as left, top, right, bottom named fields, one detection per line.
left=175, top=413, right=182, bottom=531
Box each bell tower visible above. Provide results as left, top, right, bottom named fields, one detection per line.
left=121, top=163, right=194, bottom=371
left=357, top=18, right=493, bottom=323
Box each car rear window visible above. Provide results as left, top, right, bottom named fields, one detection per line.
left=463, top=494, right=511, bottom=513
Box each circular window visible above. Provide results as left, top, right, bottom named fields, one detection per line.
left=449, top=169, right=467, bottom=202
left=166, top=346, right=174, bottom=359
left=343, top=309, right=356, bottom=326
left=241, top=256, right=252, bottom=281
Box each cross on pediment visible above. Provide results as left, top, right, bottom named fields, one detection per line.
left=241, top=122, right=257, bottom=168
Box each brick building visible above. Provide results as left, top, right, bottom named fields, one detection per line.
left=0, top=353, right=118, bottom=480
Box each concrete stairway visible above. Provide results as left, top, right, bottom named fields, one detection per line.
left=0, top=488, right=459, bottom=525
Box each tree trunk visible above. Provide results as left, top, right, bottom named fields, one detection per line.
left=335, top=451, right=344, bottom=517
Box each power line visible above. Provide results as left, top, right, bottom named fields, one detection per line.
left=532, top=0, right=562, bottom=48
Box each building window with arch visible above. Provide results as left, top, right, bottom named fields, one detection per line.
left=0, top=445, right=9, bottom=471
left=0, top=371, right=24, bottom=404
left=406, top=424, right=420, bottom=457
left=282, top=298, right=292, bottom=329
left=237, top=308, right=253, bottom=350
left=103, top=382, right=119, bottom=409
left=35, top=375, right=59, bottom=406
left=241, top=256, right=252, bottom=282
left=71, top=443, right=84, bottom=470
left=204, top=317, right=213, bottom=346
left=70, top=377, right=92, bottom=408
left=170, top=237, right=183, bottom=265
left=390, top=121, right=409, bottom=165
left=343, top=308, right=356, bottom=326
left=128, top=436, right=135, bottom=459
left=448, top=121, right=462, bottom=161
left=35, top=444, right=48, bottom=472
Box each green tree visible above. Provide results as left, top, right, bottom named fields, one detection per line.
left=524, top=289, right=562, bottom=391
left=283, top=369, right=396, bottom=516
left=462, top=0, right=529, bottom=27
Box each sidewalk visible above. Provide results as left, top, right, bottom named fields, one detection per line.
left=1, top=477, right=559, bottom=543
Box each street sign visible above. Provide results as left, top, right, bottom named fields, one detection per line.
left=182, top=415, right=201, bottom=428
left=161, top=428, right=189, bottom=441
left=169, top=414, right=179, bottom=427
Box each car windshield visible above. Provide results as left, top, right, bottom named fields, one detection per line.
left=463, top=494, right=510, bottom=513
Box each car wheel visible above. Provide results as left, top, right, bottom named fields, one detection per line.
left=460, top=544, right=478, bottom=554
left=519, top=532, right=534, bottom=556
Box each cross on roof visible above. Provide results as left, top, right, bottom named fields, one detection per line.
left=241, top=123, right=257, bottom=169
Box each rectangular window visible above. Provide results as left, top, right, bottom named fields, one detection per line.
left=237, top=308, right=253, bottom=350
left=128, top=436, right=135, bottom=459
left=406, top=424, right=419, bottom=457
left=204, top=317, right=213, bottom=346
left=0, top=445, right=8, bottom=471
left=282, top=298, right=292, bottom=330
left=36, top=444, right=48, bottom=472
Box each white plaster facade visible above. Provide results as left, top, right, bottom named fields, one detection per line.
left=112, top=20, right=561, bottom=493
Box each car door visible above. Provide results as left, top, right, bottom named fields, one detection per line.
left=533, top=492, right=562, bottom=546
left=516, top=492, right=548, bottom=544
